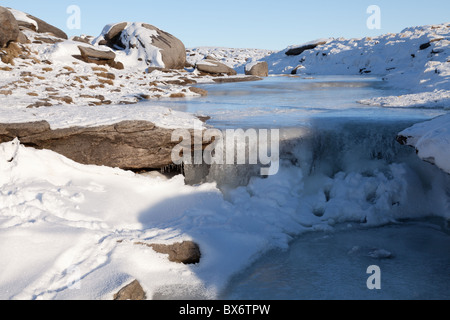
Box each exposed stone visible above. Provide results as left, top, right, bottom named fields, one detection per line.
left=113, top=280, right=146, bottom=301
left=0, top=6, right=19, bottom=48
left=76, top=46, right=124, bottom=70
left=285, top=40, right=328, bottom=56
left=135, top=241, right=201, bottom=264
left=245, top=61, right=269, bottom=77
left=189, top=87, right=208, bottom=96
left=212, top=75, right=262, bottom=83
left=0, top=120, right=207, bottom=170
left=196, top=59, right=237, bottom=76
left=13, top=11, right=68, bottom=39
left=78, top=46, right=116, bottom=61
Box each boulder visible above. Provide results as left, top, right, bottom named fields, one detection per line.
left=135, top=241, right=201, bottom=264
left=99, top=22, right=186, bottom=69
left=0, top=121, right=207, bottom=170
left=196, top=59, right=237, bottom=76
left=8, top=9, right=68, bottom=39
left=78, top=45, right=116, bottom=60
left=285, top=39, right=328, bottom=56
left=77, top=46, right=124, bottom=70
left=0, top=6, right=19, bottom=48
left=114, top=280, right=146, bottom=300
left=245, top=61, right=268, bottom=77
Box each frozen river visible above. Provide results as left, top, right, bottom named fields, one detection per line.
left=145, top=76, right=450, bottom=300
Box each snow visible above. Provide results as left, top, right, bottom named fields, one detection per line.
left=7, top=8, right=38, bottom=30
left=186, top=47, right=274, bottom=73
left=0, top=104, right=204, bottom=130
left=93, top=22, right=164, bottom=69
left=399, top=113, right=450, bottom=174
left=1, top=126, right=448, bottom=299
left=0, top=12, right=449, bottom=299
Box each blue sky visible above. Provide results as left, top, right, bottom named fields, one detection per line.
left=2, top=0, right=449, bottom=50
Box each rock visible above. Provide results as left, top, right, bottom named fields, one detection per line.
left=103, top=22, right=128, bottom=47
left=196, top=59, right=237, bottom=76
left=16, top=31, right=29, bottom=44
left=71, top=36, right=91, bottom=44
left=77, top=45, right=124, bottom=70
left=0, top=6, right=19, bottom=48
left=78, top=45, right=116, bottom=60
left=212, top=75, right=262, bottom=83
left=0, top=121, right=207, bottom=170
left=189, top=87, right=208, bottom=96
left=135, top=241, right=201, bottom=264
left=245, top=61, right=268, bottom=77
left=114, top=280, right=146, bottom=300
left=285, top=39, right=328, bottom=56
left=100, top=22, right=186, bottom=69
left=10, top=9, right=68, bottom=39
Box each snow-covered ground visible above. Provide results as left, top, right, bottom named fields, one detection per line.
left=186, top=47, right=274, bottom=73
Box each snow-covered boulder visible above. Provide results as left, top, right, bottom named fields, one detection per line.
left=397, top=113, right=450, bottom=174
left=196, top=59, right=237, bottom=76
left=7, top=8, right=67, bottom=39
left=285, top=38, right=330, bottom=56
left=94, top=22, right=186, bottom=70
left=0, top=6, right=19, bottom=47
left=245, top=61, right=268, bottom=77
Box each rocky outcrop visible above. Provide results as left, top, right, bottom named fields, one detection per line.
left=285, top=39, right=328, bottom=56
left=11, top=10, right=68, bottom=39
left=0, top=6, right=19, bottom=48
left=135, top=241, right=201, bottom=264
left=77, top=46, right=124, bottom=70
left=98, top=22, right=186, bottom=70
left=245, top=61, right=269, bottom=77
left=114, top=280, right=146, bottom=300
left=196, top=59, right=237, bottom=76
left=0, top=121, right=206, bottom=170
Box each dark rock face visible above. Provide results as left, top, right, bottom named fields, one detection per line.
left=114, top=280, right=146, bottom=300
left=285, top=40, right=328, bottom=56
left=0, top=121, right=205, bottom=170
left=196, top=59, right=237, bottom=76
left=0, top=6, right=19, bottom=48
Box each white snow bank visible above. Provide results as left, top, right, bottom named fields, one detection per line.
left=359, top=90, right=450, bottom=109
left=0, top=104, right=204, bottom=130
left=263, top=23, right=450, bottom=92
left=399, top=113, right=450, bottom=174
